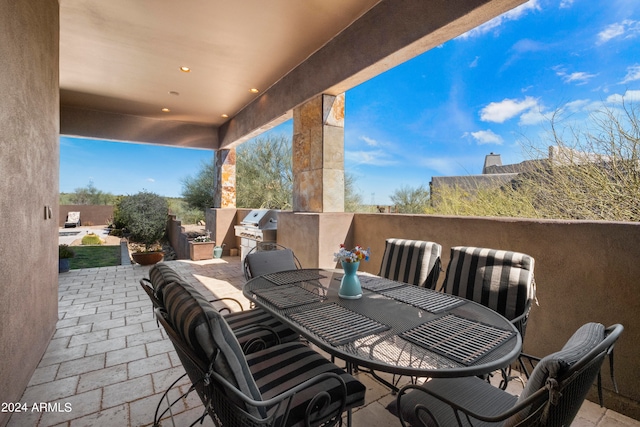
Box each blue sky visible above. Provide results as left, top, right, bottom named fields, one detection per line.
left=60, top=0, right=640, bottom=205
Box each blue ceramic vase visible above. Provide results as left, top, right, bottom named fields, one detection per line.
left=339, top=261, right=362, bottom=299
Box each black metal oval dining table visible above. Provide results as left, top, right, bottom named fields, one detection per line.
left=242, top=268, right=522, bottom=379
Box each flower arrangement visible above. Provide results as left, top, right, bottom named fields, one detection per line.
left=193, top=231, right=212, bottom=243
left=333, top=244, right=370, bottom=263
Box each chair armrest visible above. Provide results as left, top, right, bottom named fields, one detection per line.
left=234, top=324, right=282, bottom=353
left=210, top=368, right=348, bottom=426
left=139, top=278, right=162, bottom=309
left=208, top=297, right=244, bottom=314
left=396, top=383, right=548, bottom=427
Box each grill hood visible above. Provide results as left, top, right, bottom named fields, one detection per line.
left=240, top=209, right=278, bottom=230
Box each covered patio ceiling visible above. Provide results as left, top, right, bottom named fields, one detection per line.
left=59, top=0, right=526, bottom=150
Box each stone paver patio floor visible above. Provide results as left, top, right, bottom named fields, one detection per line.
left=7, top=258, right=639, bottom=426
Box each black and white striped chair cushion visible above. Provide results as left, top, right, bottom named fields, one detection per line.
left=162, top=280, right=264, bottom=417
left=442, top=246, right=535, bottom=322
left=163, top=280, right=365, bottom=425
left=148, top=263, right=298, bottom=349
left=148, top=263, right=184, bottom=303
left=379, top=239, right=442, bottom=288
left=247, top=341, right=366, bottom=427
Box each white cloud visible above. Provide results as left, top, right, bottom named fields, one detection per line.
left=519, top=108, right=547, bottom=126
left=345, top=149, right=397, bottom=166
left=555, top=68, right=597, bottom=85
left=458, top=0, right=541, bottom=39
left=622, top=64, right=640, bottom=83
left=597, top=19, right=640, bottom=44
left=466, top=130, right=504, bottom=145
left=480, top=96, right=539, bottom=123
left=564, top=99, right=591, bottom=112
left=606, top=90, right=640, bottom=103
left=359, top=135, right=379, bottom=147
left=559, top=0, right=575, bottom=8
left=469, top=56, right=479, bottom=68
left=146, top=178, right=155, bottom=183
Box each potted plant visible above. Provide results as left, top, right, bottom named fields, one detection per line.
left=116, top=191, right=168, bottom=265
left=189, top=233, right=215, bottom=260
left=59, top=244, right=75, bottom=273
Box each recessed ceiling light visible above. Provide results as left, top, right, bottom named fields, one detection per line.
left=179, top=66, right=191, bottom=73
left=161, top=108, right=170, bottom=112
left=168, top=91, right=180, bottom=96
left=221, top=114, right=229, bottom=118
left=249, top=88, right=259, bottom=93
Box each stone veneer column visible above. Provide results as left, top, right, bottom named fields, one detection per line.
left=213, top=148, right=236, bottom=208
left=292, top=94, right=345, bottom=212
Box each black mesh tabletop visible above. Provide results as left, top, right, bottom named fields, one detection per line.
left=263, top=270, right=326, bottom=286
left=380, top=286, right=465, bottom=313
left=400, top=314, right=516, bottom=366
left=252, top=284, right=325, bottom=309
left=358, top=276, right=407, bottom=292
left=288, top=303, right=390, bottom=346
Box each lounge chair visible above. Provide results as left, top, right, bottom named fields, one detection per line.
left=64, top=211, right=80, bottom=228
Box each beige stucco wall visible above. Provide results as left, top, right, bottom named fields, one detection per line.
left=0, top=2, right=60, bottom=426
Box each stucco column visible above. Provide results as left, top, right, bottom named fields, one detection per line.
left=292, top=94, right=345, bottom=212
left=213, top=148, right=236, bottom=208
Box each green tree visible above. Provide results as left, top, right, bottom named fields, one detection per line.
left=390, top=185, right=430, bottom=213
left=181, top=159, right=215, bottom=211
left=237, top=135, right=293, bottom=209
left=116, top=191, right=168, bottom=251
left=69, top=181, right=115, bottom=205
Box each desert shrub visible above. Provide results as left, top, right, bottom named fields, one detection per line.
left=59, top=244, right=75, bottom=259
left=81, top=233, right=103, bottom=245
left=117, top=191, right=169, bottom=250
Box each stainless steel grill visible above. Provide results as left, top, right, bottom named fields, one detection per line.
left=234, top=209, right=279, bottom=261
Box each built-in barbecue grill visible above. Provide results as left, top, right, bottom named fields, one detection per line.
left=234, top=209, right=279, bottom=261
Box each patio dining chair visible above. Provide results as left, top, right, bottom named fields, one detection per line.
left=141, top=263, right=299, bottom=353
left=397, top=322, right=623, bottom=427
left=243, top=242, right=302, bottom=281
left=379, top=239, right=443, bottom=289
left=154, top=278, right=366, bottom=427
left=441, top=246, right=536, bottom=388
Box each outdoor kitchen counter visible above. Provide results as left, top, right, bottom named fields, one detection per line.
left=243, top=268, right=522, bottom=379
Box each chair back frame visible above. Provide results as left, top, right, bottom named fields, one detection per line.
left=397, top=324, right=623, bottom=427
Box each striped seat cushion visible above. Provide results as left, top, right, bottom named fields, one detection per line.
left=162, top=280, right=264, bottom=417
left=149, top=263, right=298, bottom=349
left=379, top=239, right=443, bottom=289
left=442, top=246, right=535, bottom=322
left=224, top=308, right=299, bottom=349
left=148, top=263, right=185, bottom=305
left=247, top=341, right=366, bottom=427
